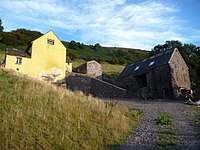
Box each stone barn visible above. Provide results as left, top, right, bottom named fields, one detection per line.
left=119, top=48, right=191, bottom=99
left=72, top=60, right=102, bottom=78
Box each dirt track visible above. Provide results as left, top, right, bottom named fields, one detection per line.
left=114, top=99, right=200, bottom=150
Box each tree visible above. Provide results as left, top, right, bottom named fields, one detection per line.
left=68, top=40, right=79, bottom=49
left=94, top=43, right=101, bottom=50
left=0, top=19, right=3, bottom=32
left=79, top=43, right=84, bottom=49
left=151, top=40, right=183, bottom=55
left=0, top=29, right=42, bottom=46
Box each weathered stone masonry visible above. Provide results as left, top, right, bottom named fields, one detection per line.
left=119, top=48, right=191, bottom=99
left=65, top=73, right=126, bottom=98
left=73, top=60, right=102, bottom=78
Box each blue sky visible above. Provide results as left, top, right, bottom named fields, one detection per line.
left=0, top=0, right=200, bottom=50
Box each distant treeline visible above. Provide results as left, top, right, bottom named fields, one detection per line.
left=0, top=29, right=149, bottom=65
left=0, top=29, right=42, bottom=46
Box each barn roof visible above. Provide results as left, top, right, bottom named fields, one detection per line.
left=119, top=49, right=175, bottom=78
left=6, top=48, right=31, bottom=58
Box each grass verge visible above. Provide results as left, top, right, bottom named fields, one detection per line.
left=0, top=69, right=140, bottom=149
left=192, top=106, right=200, bottom=126
left=154, top=112, right=178, bottom=150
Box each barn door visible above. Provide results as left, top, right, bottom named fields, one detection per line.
left=162, top=88, right=170, bottom=99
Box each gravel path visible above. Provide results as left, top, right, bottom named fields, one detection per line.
left=114, top=99, right=200, bottom=150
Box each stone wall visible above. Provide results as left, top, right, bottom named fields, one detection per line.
left=72, top=63, right=87, bottom=74
left=150, top=64, right=173, bottom=99
left=65, top=73, right=126, bottom=98
left=65, top=73, right=92, bottom=94
left=119, top=64, right=174, bottom=99
left=91, top=78, right=126, bottom=98
left=169, top=49, right=191, bottom=98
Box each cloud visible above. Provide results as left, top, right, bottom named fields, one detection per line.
left=0, top=0, right=199, bottom=49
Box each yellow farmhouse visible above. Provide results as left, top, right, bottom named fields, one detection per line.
left=5, top=31, right=72, bottom=81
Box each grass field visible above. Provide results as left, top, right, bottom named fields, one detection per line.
left=101, top=62, right=125, bottom=74
left=0, top=69, right=141, bottom=149
left=72, top=59, right=86, bottom=68
left=192, top=106, right=200, bottom=126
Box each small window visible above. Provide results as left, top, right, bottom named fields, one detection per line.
left=16, top=57, right=22, bottom=64
left=47, top=39, right=54, bottom=45
left=148, top=61, right=155, bottom=66
left=134, top=66, right=140, bottom=71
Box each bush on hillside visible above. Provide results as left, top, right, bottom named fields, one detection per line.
left=0, top=29, right=42, bottom=46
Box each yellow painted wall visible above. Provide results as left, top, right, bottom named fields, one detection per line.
left=66, top=63, right=72, bottom=72
left=5, top=31, right=71, bottom=81
left=31, top=31, right=66, bottom=80
left=5, top=55, right=32, bottom=75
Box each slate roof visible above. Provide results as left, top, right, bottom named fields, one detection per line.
left=6, top=48, right=31, bottom=58
left=119, top=49, right=175, bottom=78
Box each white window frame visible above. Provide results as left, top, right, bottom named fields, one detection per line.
left=47, top=39, right=54, bottom=45
left=16, top=57, right=22, bottom=64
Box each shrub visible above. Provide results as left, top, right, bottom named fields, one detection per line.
left=156, top=112, right=172, bottom=125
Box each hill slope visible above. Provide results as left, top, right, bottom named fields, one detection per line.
left=0, top=69, right=141, bottom=149
left=0, top=29, right=150, bottom=65
left=62, top=41, right=149, bottom=65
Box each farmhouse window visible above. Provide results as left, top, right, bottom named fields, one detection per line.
left=47, top=39, right=54, bottom=45
left=16, top=57, right=22, bottom=64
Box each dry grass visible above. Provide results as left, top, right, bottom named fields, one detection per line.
left=0, top=69, right=140, bottom=149
left=72, top=59, right=86, bottom=68
left=101, top=62, right=125, bottom=74
left=192, top=106, right=200, bottom=126
left=0, top=50, right=5, bottom=64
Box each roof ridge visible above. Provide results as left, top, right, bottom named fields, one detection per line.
left=119, top=49, right=175, bottom=78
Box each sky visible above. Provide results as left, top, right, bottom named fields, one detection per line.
left=0, top=0, right=200, bottom=50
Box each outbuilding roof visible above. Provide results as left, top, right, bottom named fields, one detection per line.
left=119, top=49, right=175, bottom=78
left=6, top=48, right=31, bottom=58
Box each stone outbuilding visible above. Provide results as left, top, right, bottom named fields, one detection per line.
left=119, top=48, right=191, bottom=99
left=72, top=60, right=102, bottom=78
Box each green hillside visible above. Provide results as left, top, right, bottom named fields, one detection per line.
left=0, top=29, right=150, bottom=66
left=62, top=41, right=149, bottom=65
left=0, top=69, right=141, bottom=149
